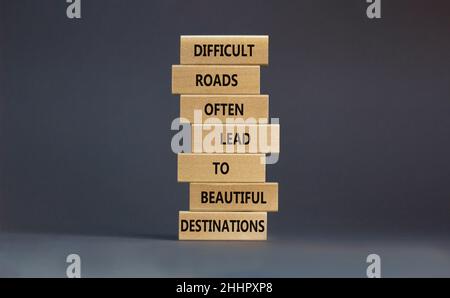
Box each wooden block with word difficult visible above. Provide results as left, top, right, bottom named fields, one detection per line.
left=179, top=211, right=267, bottom=240
left=190, top=183, right=278, bottom=212
left=172, top=65, right=260, bottom=95
left=191, top=124, right=280, bottom=154
left=180, top=95, right=269, bottom=124
left=180, top=35, right=269, bottom=65
left=177, top=153, right=265, bottom=182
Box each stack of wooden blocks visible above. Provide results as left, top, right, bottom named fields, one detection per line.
left=172, top=35, right=279, bottom=240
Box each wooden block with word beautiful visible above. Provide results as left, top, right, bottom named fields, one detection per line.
left=180, top=95, right=269, bottom=124
left=180, top=35, right=269, bottom=65
left=190, top=183, right=278, bottom=212
left=171, top=65, right=260, bottom=95
left=191, top=124, right=279, bottom=154
left=177, top=153, right=265, bottom=182
left=179, top=211, right=267, bottom=240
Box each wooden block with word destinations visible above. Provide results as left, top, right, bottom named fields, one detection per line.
left=190, top=183, right=278, bottom=212
left=177, top=153, right=265, bottom=182
left=171, top=65, right=260, bottom=95
left=180, top=95, right=269, bottom=124
left=179, top=211, right=267, bottom=240
left=191, top=124, right=280, bottom=154
left=180, top=35, right=269, bottom=65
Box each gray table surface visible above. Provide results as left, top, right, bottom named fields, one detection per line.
left=1, top=232, right=449, bottom=277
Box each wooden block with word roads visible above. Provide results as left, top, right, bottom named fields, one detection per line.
left=177, top=153, right=265, bottom=182
left=171, top=65, right=260, bottom=95
left=180, top=35, right=269, bottom=65
left=180, top=95, right=269, bottom=124
left=190, top=183, right=278, bottom=212
left=179, top=211, right=267, bottom=240
left=191, top=124, right=280, bottom=154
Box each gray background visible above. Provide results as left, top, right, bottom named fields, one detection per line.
left=1, top=0, right=450, bottom=277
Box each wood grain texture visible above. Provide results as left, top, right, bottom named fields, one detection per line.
left=172, top=65, right=260, bottom=94
left=180, top=95, right=269, bottom=124
left=177, top=153, right=265, bottom=182
left=191, top=124, right=280, bottom=153
left=190, top=183, right=278, bottom=212
left=179, top=211, right=267, bottom=240
left=180, top=35, right=269, bottom=65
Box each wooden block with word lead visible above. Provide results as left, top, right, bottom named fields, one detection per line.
left=180, top=95, right=269, bottom=124
left=190, top=183, right=278, bottom=212
left=179, top=211, right=267, bottom=240
left=180, top=35, right=269, bottom=65
left=172, top=65, right=260, bottom=95
left=191, top=124, right=280, bottom=154
left=177, top=153, right=265, bottom=182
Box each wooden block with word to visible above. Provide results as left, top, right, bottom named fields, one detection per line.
left=171, top=65, right=260, bottom=95
left=179, top=211, right=267, bottom=240
left=180, top=35, right=269, bottom=65
left=177, top=153, right=265, bottom=182
left=180, top=95, right=269, bottom=124
left=191, top=124, right=280, bottom=154
left=190, top=183, right=278, bottom=212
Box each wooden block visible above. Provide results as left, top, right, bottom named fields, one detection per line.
left=178, top=153, right=265, bottom=182
left=179, top=211, right=267, bottom=240
left=180, top=95, right=269, bottom=124
left=191, top=124, right=280, bottom=154
left=190, top=183, right=278, bottom=212
left=180, top=35, right=269, bottom=65
left=172, top=65, right=260, bottom=95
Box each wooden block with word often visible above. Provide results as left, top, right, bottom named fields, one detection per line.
left=180, top=35, right=269, bottom=65
left=190, top=183, right=278, bottom=212
left=179, top=211, right=267, bottom=240
left=177, top=153, right=265, bottom=182
left=180, top=95, right=269, bottom=123
left=172, top=65, right=260, bottom=95
left=191, top=124, right=280, bottom=154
